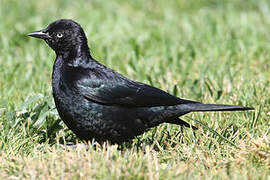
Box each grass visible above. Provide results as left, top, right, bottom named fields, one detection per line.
left=0, top=0, right=270, bottom=179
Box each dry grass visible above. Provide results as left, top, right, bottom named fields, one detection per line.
left=0, top=134, right=270, bottom=179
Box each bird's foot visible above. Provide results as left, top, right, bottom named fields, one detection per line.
left=59, top=142, right=89, bottom=151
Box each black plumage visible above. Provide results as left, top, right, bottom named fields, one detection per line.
left=28, top=19, right=254, bottom=143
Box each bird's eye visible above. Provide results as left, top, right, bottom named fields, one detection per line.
left=56, top=33, right=63, bottom=38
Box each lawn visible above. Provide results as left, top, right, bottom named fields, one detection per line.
left=0, top=0, right=270, bottom=179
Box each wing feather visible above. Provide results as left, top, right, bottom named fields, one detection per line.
left=76, top=68, right=198, bottom=107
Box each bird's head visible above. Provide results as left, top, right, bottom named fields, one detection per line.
left=28, top=19, right=89, bottom=56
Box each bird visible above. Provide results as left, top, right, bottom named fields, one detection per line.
left=28, top=19, right=254, bottom=143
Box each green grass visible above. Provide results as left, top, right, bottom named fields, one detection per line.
left=0, top=0, right=270, bottom=179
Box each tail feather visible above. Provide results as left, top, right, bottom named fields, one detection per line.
left=187, top=103, right=254, bottom=112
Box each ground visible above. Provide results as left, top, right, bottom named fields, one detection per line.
left=0, top=0, right=270, bottom=179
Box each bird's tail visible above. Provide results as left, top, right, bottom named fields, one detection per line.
left=186, top=103, right=254, bottom=112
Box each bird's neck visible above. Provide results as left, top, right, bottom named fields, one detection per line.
left=59, top=43, right=93, bottom=67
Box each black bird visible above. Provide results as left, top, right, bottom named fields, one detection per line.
left=28, top=19, right=253, bottom=143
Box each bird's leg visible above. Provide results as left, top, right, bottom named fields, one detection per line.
left=166, top=118, right=198, bottom=130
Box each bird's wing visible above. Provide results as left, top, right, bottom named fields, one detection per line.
left=76, top=68, right=198, bottom=107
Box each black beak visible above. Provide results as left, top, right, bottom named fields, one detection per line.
left=27, top=30, right=51, bottom=39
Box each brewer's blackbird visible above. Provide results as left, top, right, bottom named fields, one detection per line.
left=28, top=19, right=254, bottom=143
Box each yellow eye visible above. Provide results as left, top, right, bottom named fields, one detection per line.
left=56, top=33, right=63, bottom=38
